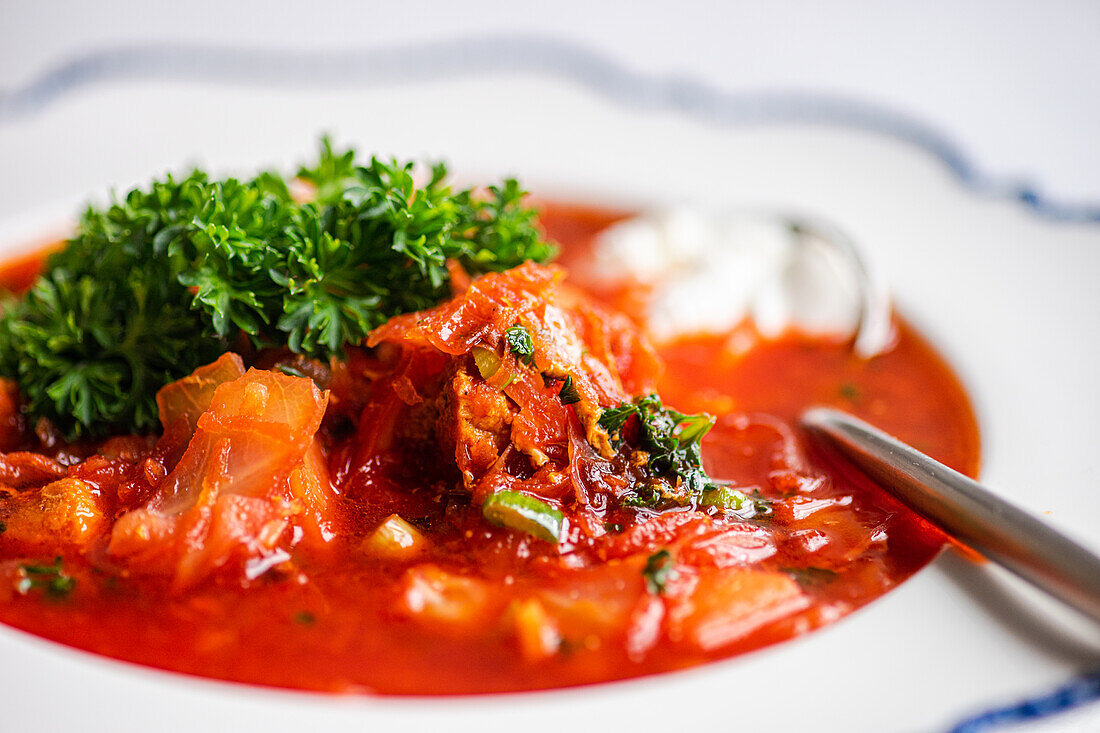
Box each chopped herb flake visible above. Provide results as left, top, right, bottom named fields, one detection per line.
left=600, top=395, right=718, bottom=508
left=783, top=566, right=839, bottom=588
left=276, top=364, right=309, bottom=379
left=505, top=325, right=535, bottom=366
left=17, top=557, right=75, bottom=599
left=293, top=610, right=316, bottom=626
left=643, top=549, right=678, bottom=595
left=621, top=485, right=662, bottom=509
left=558, top=375, right=581, bottom=405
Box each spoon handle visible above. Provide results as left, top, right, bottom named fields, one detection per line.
left=801, top=407, right=1100, bottom=624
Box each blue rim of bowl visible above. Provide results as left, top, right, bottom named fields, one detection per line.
left=947, top=671, right=1100, bottom=733
left=0, top=33, right=1097, bottom=225
left=0, top=32, right=1096, bottom=730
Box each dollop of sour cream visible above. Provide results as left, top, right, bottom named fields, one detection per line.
left=590, top=208, right=893, bottom=357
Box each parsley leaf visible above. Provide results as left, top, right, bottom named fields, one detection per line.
left=597, top=403, right=636, bottom=435
left=505, top=325, right=535, bottom=365
left=558, top=375, right=581, bottom=405
left=0, top=138, right=556, bottom=438
left=0, top=187, right=223, bottom=437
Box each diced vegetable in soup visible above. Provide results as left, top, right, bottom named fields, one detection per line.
left=0, top=143, right=978, bottom=694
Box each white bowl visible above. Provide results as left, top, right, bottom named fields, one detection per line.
left=1, top=44, right=1098, bottom=732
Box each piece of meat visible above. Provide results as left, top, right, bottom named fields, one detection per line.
left=369, top=263, right=658, bottom=407
left=367, top=263, right=659, bottom=507
left=436, top=363, right=516, bottom=490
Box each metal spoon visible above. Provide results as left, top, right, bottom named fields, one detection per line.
left=801, top=407, right=1100, bottom=625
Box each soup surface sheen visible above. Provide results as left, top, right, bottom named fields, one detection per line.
left=0, top=203, right=979, bottom=694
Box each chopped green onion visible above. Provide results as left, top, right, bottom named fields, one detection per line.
left=482, top=490, right=563, bottom=543
left=699, top=486, right=750, bottom=511
left=699, top=486, right=773, bottom=518
left=676, top=413, right=715, bottom=446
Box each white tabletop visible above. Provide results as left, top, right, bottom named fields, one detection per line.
left=2, top=0, right=1098, bottom=207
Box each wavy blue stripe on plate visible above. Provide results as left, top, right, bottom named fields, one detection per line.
left=0, top=34, right=1097, bottom=223
left=948, top=670, right=1100, bottom=732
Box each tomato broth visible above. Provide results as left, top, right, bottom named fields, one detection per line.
left=0, top=203, right=979, bottom=695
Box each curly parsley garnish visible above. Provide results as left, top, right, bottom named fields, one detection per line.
left=0, top=138, right=555, bottom=437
